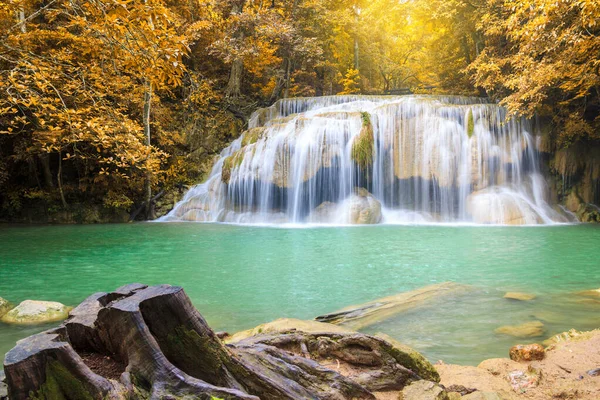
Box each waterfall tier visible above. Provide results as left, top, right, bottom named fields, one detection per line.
left=160, top=95, right=571, bottom=225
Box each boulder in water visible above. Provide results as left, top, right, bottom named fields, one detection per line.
left=0, top=300, right=71, bottom=325
left=467, top=188, right=542, bottom=225
left=346, top=188, right=382, bottom=224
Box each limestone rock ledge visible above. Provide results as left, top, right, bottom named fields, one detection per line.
left=3, top=284, right=448, bottom=400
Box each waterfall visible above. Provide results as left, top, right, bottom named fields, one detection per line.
left=159, top=95, right=571, bottom=225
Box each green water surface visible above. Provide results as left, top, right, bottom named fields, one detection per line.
left=1, top=223, right=599, bottom=367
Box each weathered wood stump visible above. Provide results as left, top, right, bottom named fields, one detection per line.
left=3, top=284, right=436, bottom=399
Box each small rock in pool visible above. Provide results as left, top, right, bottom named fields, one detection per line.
left=495, top=321, right=545, bottom=338
left=0, top=300, right=71, bottom=325
left=503, top=292, right=536, bottom=301
left=509, top=343, right=545, bottom=361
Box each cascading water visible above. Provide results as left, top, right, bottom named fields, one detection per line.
left=159, top=95, right=571, bottom=225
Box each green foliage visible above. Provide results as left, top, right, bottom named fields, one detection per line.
left=352, top=112, right=375, bottom=169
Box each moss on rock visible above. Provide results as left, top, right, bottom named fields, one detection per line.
left=221, top=150, right=245, bottom=184
left=1, top=300, right=71, bottom=325
left=376, top=333, right=440, bottom=382
left=351, top=112, right=375, bottom=169
left=241, top=127, right=266, bottom=147
left=466, top=109, right=475, bottom=138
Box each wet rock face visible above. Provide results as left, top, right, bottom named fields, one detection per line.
left=509, top=344, right=545, bottom=362
left=0, top=300, right=71, bottom=325
left=3, top=284, right=443, bottom=400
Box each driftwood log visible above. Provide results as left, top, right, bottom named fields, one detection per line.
left=315, top=282, right=468, bottom=330
left=3, top=284, right=439, bottom=399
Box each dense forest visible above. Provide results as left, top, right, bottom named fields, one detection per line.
left=0, top=0, right=598, bottom=222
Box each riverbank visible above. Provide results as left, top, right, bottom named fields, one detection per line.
left=2, top=284, right=599, bottom=400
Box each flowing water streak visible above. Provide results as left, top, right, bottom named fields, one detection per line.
left=160, top=95, right=570, bottom=225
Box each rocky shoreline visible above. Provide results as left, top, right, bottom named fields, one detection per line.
left=1, top=284, right=599, bottom=400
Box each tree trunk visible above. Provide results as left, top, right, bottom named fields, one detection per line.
left=226, top=58, right=244, bottom=98
left=18, top=8, right=25, bottom=33
left=143, top=80, right=155, bottom=220
left=39, top=154, right=53, bottom=188
left=225, top=1, right=246, bottom=98
left=57, top=151, right=68, bottom=209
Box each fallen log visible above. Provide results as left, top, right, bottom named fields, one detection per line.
left=315, top=282, right=470, bottom=330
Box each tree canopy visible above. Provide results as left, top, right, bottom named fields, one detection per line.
left=0, top=0, right=598, bottom=220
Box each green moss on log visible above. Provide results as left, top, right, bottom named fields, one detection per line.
left=163, top=325, right=225, bottom=380
left=467, top=109, right=475, bottom=138
left=30, top=360, right=94, bottom=400
left=351, top=112, right=374, bottom=169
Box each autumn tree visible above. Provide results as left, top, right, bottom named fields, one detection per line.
left=470, top=0, right=600, bottom=145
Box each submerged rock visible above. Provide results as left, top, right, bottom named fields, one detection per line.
left=0, top=300, right=71, bottom=325
left=509, top=344, right=545, bottom=362
left=577, top=288, right=600, bottom=298
left=503, top=292, right=536, bottom=301
left=495, top=321, right=545, bottom=338
left=0, top=297, right=12, bottom=318
left=400, top=380, right=449, bottom=400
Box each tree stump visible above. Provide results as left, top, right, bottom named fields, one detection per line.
left=3, top=284, right=433, bottom=399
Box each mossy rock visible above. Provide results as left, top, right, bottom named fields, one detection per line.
left=221, top=150, right=245, bottom=184
left=351, top=112, right=374, bottom=168
left=0, top=297, right=13, bottom=319
left=1, top=300, right=71, bottom=325
left=241, top=127, right=266, bottom=147
left=376, top=333, right=440, bottom=382
left=466, top=109, right=475, bottom=138
left=576, top=203, right=600, bottom=223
